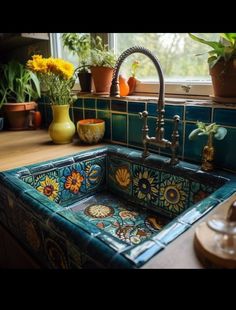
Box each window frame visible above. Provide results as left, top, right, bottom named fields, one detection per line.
left=52, top=33, right=213, bottom=98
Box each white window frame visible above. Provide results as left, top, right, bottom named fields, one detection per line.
left=51, top=33, right=213, bottom=98
left=109, top=33, right=213, bottom=98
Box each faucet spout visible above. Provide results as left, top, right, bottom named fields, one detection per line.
left=110, top=46, right=180, bottom=165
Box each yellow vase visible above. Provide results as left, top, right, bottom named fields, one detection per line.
left=49, top=105, right=75, bottom=144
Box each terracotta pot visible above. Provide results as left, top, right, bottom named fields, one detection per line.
left=90, top=66, right=113, bottom=94
left=49, top=105, right=75, bottom=144
left=210, top=59, right=236, bottom=97
left=3, top=101, right=37, bottom=130
left=77, top=118, right=105, bottom=144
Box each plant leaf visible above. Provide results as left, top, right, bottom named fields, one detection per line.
left=188, top=128, right=202, bottom=140
left=214, top=127, right=227, bottom=140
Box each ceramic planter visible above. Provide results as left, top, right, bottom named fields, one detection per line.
left=3, top=101, right=37, bottom=130
left=77, top=118, right=105, bottom=144
left=210, top=59, right=236, bottom=97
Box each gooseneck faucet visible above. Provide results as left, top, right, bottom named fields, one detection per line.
left=110, top=46, right=180, bottom=165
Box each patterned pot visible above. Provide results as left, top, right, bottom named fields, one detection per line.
left=77, top=119, right=105, bottom=144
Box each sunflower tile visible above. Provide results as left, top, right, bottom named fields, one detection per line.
left=132, top=164, right=160, bottom=208
left=159, top=172, right=190, bottom=216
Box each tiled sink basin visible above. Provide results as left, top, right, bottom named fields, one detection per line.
left=0, top=145, right=236, bottom=268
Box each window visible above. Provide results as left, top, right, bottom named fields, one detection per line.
left=110, top=33, right=218, bottom=97
left=52, top=33, right=218, bottom=97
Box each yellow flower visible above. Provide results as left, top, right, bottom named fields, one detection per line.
left=36, top=175, right=59, bottom=201
left=27, top=55, right=75, bottom=105
left=115, top=167, right=131, bottom=188
left=65, top=171, right=84, bottom=194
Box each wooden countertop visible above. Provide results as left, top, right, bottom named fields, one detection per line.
left=0, top=129, right=233, bottom=269
left=0, top=129, right=105, bottom=171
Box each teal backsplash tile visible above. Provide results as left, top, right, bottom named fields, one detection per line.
left=97, top=111, right=111, bottom=139
left=213, top=108, right=236, bottom=127
left=84, top=98, right=95, bottom=109
left=147, top=102, right=157, bottom=116
left=214, top=127, right=236, bottom=171
left=74, top=98, right=83, bottom=108
left=97, top=99, right=110, bottom=110
left=165, top=105, right=184, bottom=120
left=186, top=106, right=211, bottom=123
left=73, top=109, right=84, bottom=125
left=85, top=109, right=96, bottom=119
left=128, top=101, right=145, bottom=114
left=147, top=117, right=157, bottom=137
left=184, top=123, right=208, bottom=163
left=160, top=120, right=183, bottom=156
left=128, top=115, right=143, bottom=146
left=112, top=114, right=127, bottom=143
left=111, top=100, right=127, bottom=112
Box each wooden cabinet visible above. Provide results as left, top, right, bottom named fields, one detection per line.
left=0, top=33, right=50, bottom=63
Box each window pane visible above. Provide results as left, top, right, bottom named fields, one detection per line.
left=114, top=33, right=218, bottom=82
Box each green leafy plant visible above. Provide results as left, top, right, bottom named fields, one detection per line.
left=0, top=60, right=40, bottom=106
left=188, top=121, right=227, bottom=141
left=90, top=35, right=117, bottom=68
left=188, top=33, right=236, bottom=68
left=62, top=33, right=91, bottom=73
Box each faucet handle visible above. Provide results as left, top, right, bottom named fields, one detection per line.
left=139, top=111, right=149, bottom=119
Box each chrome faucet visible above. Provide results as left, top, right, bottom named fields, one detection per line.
left=110, top=46, right=180, bottom=165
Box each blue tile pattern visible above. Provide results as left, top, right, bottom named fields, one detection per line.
left=0, top=145, right=235, bottom=269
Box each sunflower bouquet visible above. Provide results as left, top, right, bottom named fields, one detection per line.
left=27, top=55, right=75, bottom=105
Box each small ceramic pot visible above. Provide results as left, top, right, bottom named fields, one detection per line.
left=77, top=119, right=105, bottom=144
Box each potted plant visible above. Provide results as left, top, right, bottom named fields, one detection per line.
left=90, top=35, right=117, bottom=94
left=189, top=33, right=236, bottom=98
left=0, top=60, right=41, bottom=130
left=189, top=121, right=227, bottom=171
left=27, top=55, right=76, bottom=144
left=62, top=33, right=92, bottom=92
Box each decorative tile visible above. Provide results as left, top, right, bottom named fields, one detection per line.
left=84, top=98, right=95, bottom=109
left=84, top=156, right=106, bottom=192
left=42, top=229, right=69, bottom=269
left=159, top=172, right=189, bottom=215
left=189, top=181, right=216, bottom=207
left=34, top=170, right=61, bottom=204
left=97, top=110, right=111, bottom=140
left=69, top=192, right=167, bottom=246
left=112, top=114, right=127, bottom=143
left=111, top=100, right=127, bottom=112
left=21, top=175, right=34, bottom=187
left=186, top=106, right=211, bottom=122
left=108, top=156, right=132, bottom=195
left=97, top=99, right=110, bottom=110
left=17, top=207, right=44, bottom=257
left=128, top=101, right=145, bottom=114
left=132, top=164, right=159, bottom=207
left=58, top=163, right=86, bottom=204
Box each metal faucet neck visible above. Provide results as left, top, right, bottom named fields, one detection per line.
left=110, top=46, right=165, bottom=104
